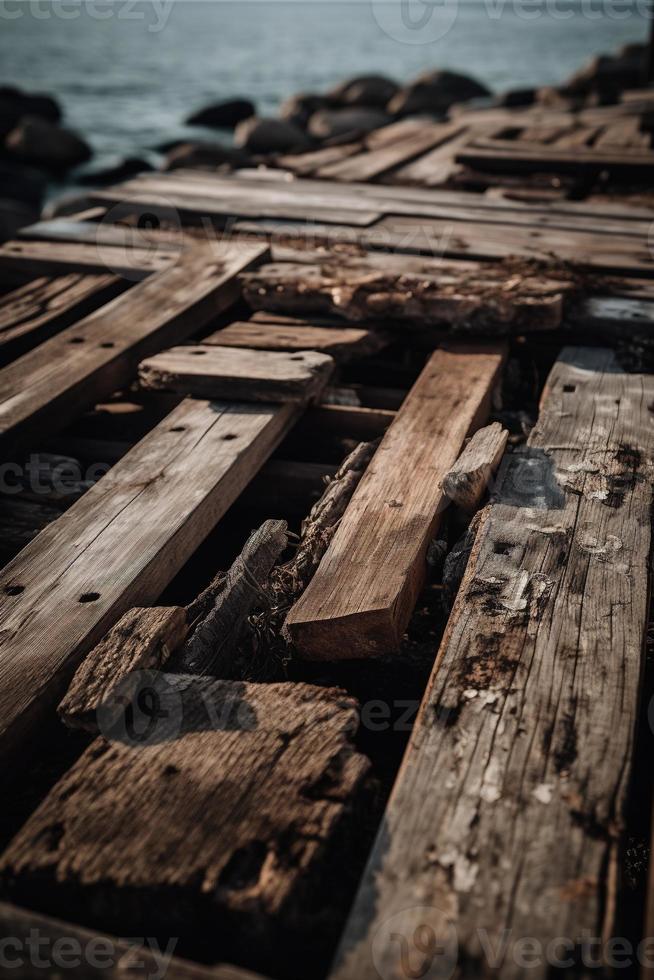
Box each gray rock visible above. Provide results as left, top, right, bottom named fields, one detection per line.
left=328, top=74, right=399, bottom=108
left=0, top=161, right=46, bottom=207
left=162, top=141, right=250, bottom=171
left=308, top=106, right=390, bottom=140
left=563, top=45, right=646, bottom=100
left=388, top=70, right=491, bottom=117
left=78, top=157, right=154, bottom=186
left=234, top=116, right=312, bottom=154
left=0, top=198, right=39, bottom=244
left=0, top=87, right=61, bottom=137
left=186, top=99, right=255, bottom=129
left=5, top=116, right=92, bottom=171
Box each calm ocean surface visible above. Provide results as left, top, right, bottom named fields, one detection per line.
left=0, top=1, right=649, bottom=172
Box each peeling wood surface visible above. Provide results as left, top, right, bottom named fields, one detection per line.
left=0, top=243, right=268, bottom=455
left=0, top=396, right=298, bottom=773
left=286, top=345, right=506, bottom=659
left=441, top=421, right=508, bottom=512
left=332, top=346, right=654, bottom=980
left=139, top=344, right=335, bottom=403
left=0, top=678, right=370, bottom=970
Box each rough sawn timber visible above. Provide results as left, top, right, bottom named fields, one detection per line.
left=0, top=396, right=299, bottom=773
left=138, top=344, right=334, bottom=403
left=285, top=345, right=506, bottom=658
left=332, top=346, right=654, bottom=980
left=0, top=678, right=370, bottom=972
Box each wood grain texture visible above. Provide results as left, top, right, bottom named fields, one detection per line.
left=332, top=346, right=654, bottom=979
left=0, top=239, right=173, bottom=280
left=0, top=679, right=370, bottom=967
left=285, top=345, right=506, bottom=659
left=0, top=273, right=124, bottom=364
left=204, top=320, right=387, bottom=360
left=0, top=396, right=298, bottom=773
left=139, top=345, right=335, bottom=403
left=0, top=902, right=267, bottom=980
left=58, top=606, right=189, bottom=732
left=0, top=242, right=269, bottom=455
left=441, top=421, right=508, bottom=512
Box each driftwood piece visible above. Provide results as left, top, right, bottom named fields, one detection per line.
left=175, top=519, right=289, bottom=676
left=241, top=261, right=572, bottom=333
left=332, top=346, right=654, bottom=980
left=441, top=421, right=508, bottom=512
left=57, top=606, right=188, bottom=732
left=138, top=345, right=335, bottom=403
left=0, top=678, right=370, bottom=973
left=285, top=345, right=506, bottom=659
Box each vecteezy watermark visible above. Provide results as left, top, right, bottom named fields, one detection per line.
left=0, top=1, right=174, bottom=32
left=0, top=453, right=109, bottom=498
left=371, top=909, right=654, bottom=978
left=371, top=0, right=648, bottom=45
left=0, top=931, right=177, bottom=978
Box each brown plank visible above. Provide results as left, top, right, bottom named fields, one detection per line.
left=0, top=678, right=369, bottom=974
left=316, top=122, right=463, bottom=182
left=138, top=344, right=334, bottom=403
left=0, top=242, right=268, bottom=456
left=0, top=273, right=125, bottom=364
left=0, top=902, right=266, bottom=980
left=457, top=138, right=654, bottom=177
left=332, top=346, right=653, bottom=979
left=0, top=239, right=173, bottom=280
left=285, top=344, right=506, bottom=658
left=0, top=395, right=299, bottom=772
left=204, top=320, right=387, bottom=359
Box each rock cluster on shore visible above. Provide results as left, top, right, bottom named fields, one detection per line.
left=2, top=41, right=651, bottom=240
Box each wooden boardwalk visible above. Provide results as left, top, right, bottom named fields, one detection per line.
left=0, top=91, right=654, bottom=979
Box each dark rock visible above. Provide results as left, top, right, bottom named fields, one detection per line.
left=0, top=87, right=61, bottom=138
left=162, top=141, right=250, bottom=171
left=5, top=116, right=92, bottom=171
left=186, top=98, right=255, bottom=129
left=234, top=116, right=312, bottom=154
left=0, top=161, right=47, bottom=207
left=388, top=70, right=491, bottom=117
left=498, top=88, right=537, bottom=108
left=0, top=198, right=39, bottom=244
left=308, top=107, right=390, bottom=140
left=77, top=157, right=155, bottom=186
left=563, top=45, right=646, bottom=101
left=327, top=74, right=399, bottom=108
left=42, top=192, right=92, bottom=220
left=279, top=93, right=331, bottom=129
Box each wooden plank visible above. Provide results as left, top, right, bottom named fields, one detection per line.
left=139, top=345, right=334, bottom=403
left=315, top=123, right=463, bottom=182
left=0, top=239, right=173, bottom=280
left=285, top=345, right=506, bottom=658
left=332, top=346, right=653, bottom=980
left=441, top=421, right=508, bottom=512
left=0, top=678, right=369, bottom=972
left=204, top=320, right=387, bottom=359
left=0, top=395, right=299, bottom=772
left=0, top=242, right=269, bottom=456
left=0, top=273, right=125, bottom=365
left=0, top=902, right=266, bottom=980
left=457, top=139, right=654, bottom=177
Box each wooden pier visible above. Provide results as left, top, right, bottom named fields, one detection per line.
left=1, top=89, right=654, bottom=979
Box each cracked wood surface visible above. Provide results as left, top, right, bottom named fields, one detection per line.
left=138, top=344, right=334, bottom=403
left=204, top=320, right=388, bottom=360
left=285, top=345, right=506, bottom=659
left=0, top=396, right=298, bottom=774
left=332, top=346, right=654, bottom=980
left=0, top=242, right=269, bottom=456
left=0, top=678, right=370, bottom=973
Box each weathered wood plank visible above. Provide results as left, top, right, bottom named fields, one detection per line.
left=204, top=320, right=387, bottom=360
left=139, top=345, right=334, bottom=403
left=0, top=273, right=125, bottom=364
left=458, top=139, right=654, bottom=177
left=0, top=679, right=370, bottom=972
left=332, top=346, right=653, bottom=979
left=316, top=123, right=463, bottom=182
left=0, top=242, right=269, bottom=456
left=0, top=239, right=173, bottom=280
left=285, top=345, right=506, bottom=658
left=0, top=902, right=266, bottom=980
left=0, top=395, right=298, bottom=772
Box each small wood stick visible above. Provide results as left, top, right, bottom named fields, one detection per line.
left=441, top=422, right=508, bottom=513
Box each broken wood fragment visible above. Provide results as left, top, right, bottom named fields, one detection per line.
left=58, top=606, right=188, bottom=732
left=138, top=345, right=334, bottom=403
left=441, top=421, right=508, bottom=512
left=203, top=319, right=388, bottom=360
